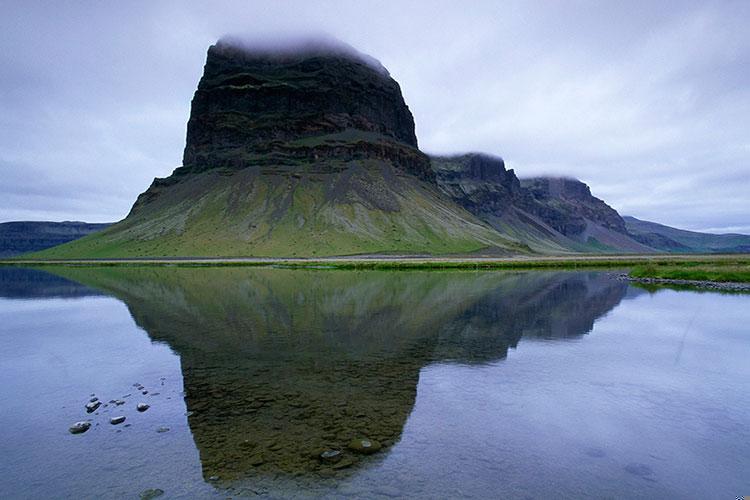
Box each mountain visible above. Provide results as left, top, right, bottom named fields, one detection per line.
left=0, top=221, right=111, bottom=257
left=20, top=37, right=743, bottom=259
left=624, top=216, right=750, bottom=253
left=31, top=37, right=523, bottom=258
left=432, top=154, right=653, bottom=253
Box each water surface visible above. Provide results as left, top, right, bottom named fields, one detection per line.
left=0, top=267, right=747, bottom=498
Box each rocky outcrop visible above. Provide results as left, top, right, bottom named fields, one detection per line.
left=431, top=156, right=653, bottom=252
left=519, top=177, right=627, bottom=238
left=432, top=154, right=524, bottom=217
left=180, top=36, right=432, bottom=180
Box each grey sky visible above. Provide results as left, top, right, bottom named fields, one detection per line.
left=1, top=1, right=748, bottom=233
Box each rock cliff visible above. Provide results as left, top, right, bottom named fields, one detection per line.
left=180, top=37, right=431, bottom=180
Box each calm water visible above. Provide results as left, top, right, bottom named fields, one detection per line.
left=0, top=266, right=748, bottom=499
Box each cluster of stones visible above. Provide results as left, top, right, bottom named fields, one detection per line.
left=68, top=378, right=166, bottom=435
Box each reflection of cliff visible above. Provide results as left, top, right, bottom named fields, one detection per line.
left=48, top=267, right=627, bottom=482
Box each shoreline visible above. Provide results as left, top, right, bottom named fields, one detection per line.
left=618, top=273, right=750, bottom=292
left=1, top=253, right=749, bottom=269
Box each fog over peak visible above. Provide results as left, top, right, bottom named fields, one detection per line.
left=1, top=1, right=748, bottom=234
left=213, top=33, right=389, bottom=74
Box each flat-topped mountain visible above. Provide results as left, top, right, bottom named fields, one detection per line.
left=34, top=37, right=520, bottom=258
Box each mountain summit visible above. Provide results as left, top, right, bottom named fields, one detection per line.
left=181, top=36, right=430, bottom=179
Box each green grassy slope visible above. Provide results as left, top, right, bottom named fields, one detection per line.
left=31, top=161, right=528, bottom=258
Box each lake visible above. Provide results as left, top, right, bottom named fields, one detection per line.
left=0, top=266, right=748, bottom=499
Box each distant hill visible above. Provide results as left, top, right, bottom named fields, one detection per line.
left=623, top=216, right=750, bottom=253
left=0, top=221, right=111, bottom=257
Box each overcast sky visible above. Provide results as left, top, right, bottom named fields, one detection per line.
left=1, top=1, right=748, bottom=233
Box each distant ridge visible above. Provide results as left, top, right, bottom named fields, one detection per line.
left=0, top=221, right=111, bottom=257
left=624, top=216, right=750, bottom=253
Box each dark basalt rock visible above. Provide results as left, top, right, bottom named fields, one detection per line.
left=432, top=153, right=524, bottom=217
left=180, top=36, right=431, bottom=180
left=519, top=177, right=627, bottom=237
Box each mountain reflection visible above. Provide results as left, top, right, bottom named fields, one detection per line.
left=33, top=267, right=627, bottom=483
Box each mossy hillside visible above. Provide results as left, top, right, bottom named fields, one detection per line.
left=32, top=161, right=526, bottom=258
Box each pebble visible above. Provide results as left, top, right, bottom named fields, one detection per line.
left=137, top=403, right=150, bottom=412
left=89, top=397, right=98, bottom=403
left=114, top=400, right=125, bottom=406
left=156, top=427, right=170, bottom=433
left=110, top=416, right=126, bottom=425
left=69, top=421, right=91, bottom=434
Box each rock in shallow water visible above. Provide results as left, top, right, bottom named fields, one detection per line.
left=69, top=421, right=91, bottom=434
left=137, top=403, right=150, bottom=412
left=85, top=401, right=101, bottom=413
left=348, top=438, right=382, bottom=454
left=139, top=488, right=164, bottom=499
left=319, top=450, right=342, bottom=463
left=110, top=416, right=126, bottom=425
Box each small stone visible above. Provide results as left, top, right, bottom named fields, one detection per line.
left=332, top=457, right=355, bottom=470
left=85, top=401, right=101, bottom=413
left=150, top=392, right=160, bottom=396
left=139, top=488, right=164, bottom=500
left=123, top=393, right=132, bottom=398
left=348, top=438, right=382, bottom=455
left=69, top=421, right=91, bottom=434
left=114, top=400, right=125, bottom=406
left=208, top=476, right=219, bottom=482
left=142, top=390, right=149, bottom=395
left=249, top=453, right=265, bottom=466
left=89, top=397, right=98, bottom=403
left=156, top=427, right=170, bottom=433
left=319, top=450, right=342, bottom=463
left=110, top=416, right=126, bottom=425
left=137, top=403, right=150, bottom=412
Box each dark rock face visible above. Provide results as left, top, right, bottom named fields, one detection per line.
left=519, top=177, right=628, bottom=238
left=432, top=154, right=523, bottom=217
left=181, top=37, right=431, bottom=180
left=0, top=221, right=112, bottom=257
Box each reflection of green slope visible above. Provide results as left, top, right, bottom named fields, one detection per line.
left=32, top=163, right=526, bottom=258
left=48, top=267, right=627, bottom=485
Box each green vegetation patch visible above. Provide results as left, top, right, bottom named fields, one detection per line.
left=630, top=262, right=750, bottom=283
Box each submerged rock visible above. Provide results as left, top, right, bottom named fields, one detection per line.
left=139, top=489, right=164, bottom=500
left=156, top=426, right=170, bottom=433
left=110, top=416, right=126, bottom=425
left=69, top=421, right=91, bottom=434
left=348, top=438, right=382, bottom=454
left=319, top=450, right=342, bottom=463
